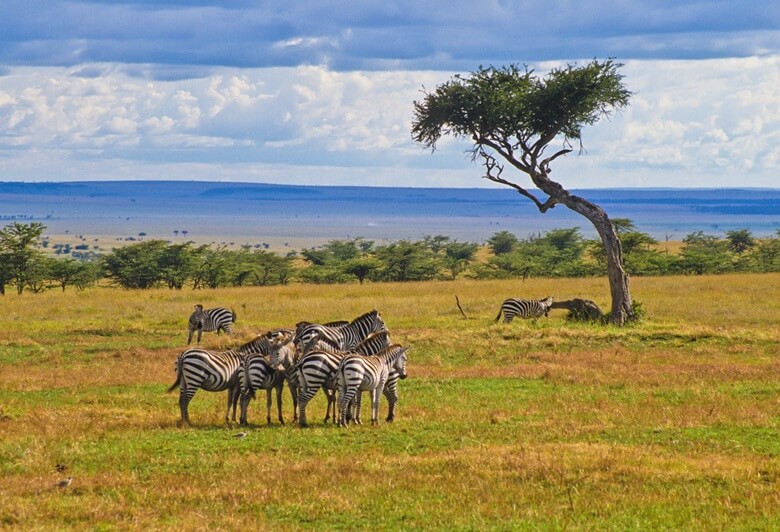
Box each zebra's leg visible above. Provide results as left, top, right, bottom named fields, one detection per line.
left=298, top=382, right=315, bottom=428
left=196, top=329, right=203, bottom=344
left=354, top=392, right=363, bottom=425
left=370, top=386, right=383, bottom=426
left=275, top=381, right=285, bottom=425
left=187, top=329, right=194, bottom=345
left=228, top=382, right=242, bottom=424
left=239, top=390, right=251, bottom=426
left=504, top=313, right=514, bottom=324
left=338, top=385, right=356, bottom=427
left=383, top=385, right=398, bottom=423
left=178, top=388, right=195, bottom=427
left=323, top=388, right=335, bottom=424
left=265, top=388, right=273, bottom=425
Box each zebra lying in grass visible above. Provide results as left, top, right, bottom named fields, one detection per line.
left=337, top=345, right=408, bottom=427
left=187, top=304, right=237, bottom=345
left=168, top=329, right=291, bottom=426
left=494, top=297, right=554, bottom=323
left=238, top=330, right=296, bottom=426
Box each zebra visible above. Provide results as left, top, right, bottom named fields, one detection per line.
left=294, top=320, right=349, bottom=354
left=295, top=328, right=392, bottom=427
left=344, top=330, right=406, bottom=423
left=294, top=310, right=387, bottom=354
left=337, top=345, right=409, bottom=427
left=494, top=297, right=554, bottom=323
left=238, top=354, right=286, bottom=426
left=237, top=328, right=297, bottom=426
left=167, top=329, right=291, bottom=426
left=187, top=304, right=237, bottom=345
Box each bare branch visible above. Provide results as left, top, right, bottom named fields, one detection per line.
left=479, top=149, right=554, bottom=212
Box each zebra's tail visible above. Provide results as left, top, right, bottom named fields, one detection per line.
left=494, top=306, right=503, bottom=323
left=167, top=356, right=182, bottom=393
left=231, top=308, right=237, bottom=323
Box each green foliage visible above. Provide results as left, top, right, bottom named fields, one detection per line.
left=412, top=60, right=631, bottom=151
left=374, top=240, right=440, bottom=282
left=676, top=231, right=733, bottom=275
left=1, top=223, right=778, bottom=295
left=101, top=240, right=171, bottom=289
left=0, top=222, right=47, bottom=294
left=487, top=230, right=519, bottom=255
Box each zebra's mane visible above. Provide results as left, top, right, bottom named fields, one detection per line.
left=239, top=329, right=293, bottom=356
left=349, top=309, right=379, bottom=325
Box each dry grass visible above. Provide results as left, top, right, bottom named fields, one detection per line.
left=0, top=273, right=778, bottom=529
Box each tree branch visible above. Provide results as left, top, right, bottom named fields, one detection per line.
left=479, top=149, right=555, bottom=212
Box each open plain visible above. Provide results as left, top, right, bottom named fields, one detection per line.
left=0, top=274, right=779, bottom=529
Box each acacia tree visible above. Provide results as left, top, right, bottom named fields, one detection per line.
left=412, top=59, right=635, bottom=324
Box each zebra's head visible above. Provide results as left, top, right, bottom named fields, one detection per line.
left=267, top=329, right=295, bottom=369
left=394, top=346, right=409, bottom=380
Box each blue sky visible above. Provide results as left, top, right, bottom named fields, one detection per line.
left=1, top=0, right=779, bottom=188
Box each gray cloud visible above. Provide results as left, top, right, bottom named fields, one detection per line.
left=1, top=1, right=779, bottom=72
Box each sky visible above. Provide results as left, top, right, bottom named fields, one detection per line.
left=1, top=1, right=779, bottom=189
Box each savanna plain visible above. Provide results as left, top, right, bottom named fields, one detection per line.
left=1, top=274, right=779, bottom=529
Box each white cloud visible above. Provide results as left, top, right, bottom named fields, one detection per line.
left=0, top=57, right=779, bottom=188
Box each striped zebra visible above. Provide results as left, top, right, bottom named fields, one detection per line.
left=167, top=329, right=291, bottom=426
left=187, top=304, right=237, bottom=345
left=344, top=330, right=407, bottom=423
left=294, top=320, right=349, bottom=354
left=494, top=297, right=554, bottom=323
left=238, top=354, right=285, bottom=426
left=295, top=328, right=392, bottom=428
left=337, top=345, right=409, bottom=427
left=268, top=340, right=301, bottom=423
left=294, top=310, right=387, bottom=354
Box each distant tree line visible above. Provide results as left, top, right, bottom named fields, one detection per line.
left=0, top=221, right=778, bottom=294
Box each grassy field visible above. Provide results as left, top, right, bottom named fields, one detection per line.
left=1, top=274, right=778, bottom=529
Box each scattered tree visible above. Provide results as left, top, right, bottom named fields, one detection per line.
left=412, top=59, right=634, bottom=324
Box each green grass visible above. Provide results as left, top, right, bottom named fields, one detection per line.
left=0, top=274, right=778, bottom=529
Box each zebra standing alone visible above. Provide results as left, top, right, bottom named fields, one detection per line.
left=494, top=297, right=554, bottom=323
left=167, top=329, right=290, bottom=426
left=187, top=304, right=236, bottom=345
left=337, top=345, right=408, bottom=427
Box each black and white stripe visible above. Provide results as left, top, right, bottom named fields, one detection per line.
left=187, top=304, right=237, bottom=345
left=237, top=329, right=295, bottom=426
left=168, top=329, right=291, bottom=426
left=494, top=297, right=554, bottom=323
left=337, top=345, right=408, bottom=427
left=295, top=327, right=392, bottom=427
left=294, top=310, right=387, bottom=354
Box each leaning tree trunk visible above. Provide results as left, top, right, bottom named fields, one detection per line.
left=531, top=174, right=634, bottom=326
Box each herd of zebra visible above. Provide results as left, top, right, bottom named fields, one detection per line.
left=169, top=295, right=553, bottom=428
left=169, top=306, right=407, bottom=428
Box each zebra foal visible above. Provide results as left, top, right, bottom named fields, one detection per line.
left=494, top=297, right=554, bottom=323
left=187, top=304, right=236, bottom=345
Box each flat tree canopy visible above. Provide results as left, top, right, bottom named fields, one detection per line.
left=412, top=59, right=636, bottom=325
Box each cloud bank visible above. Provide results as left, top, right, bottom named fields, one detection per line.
left=1, top=1, right=779, bottom=187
